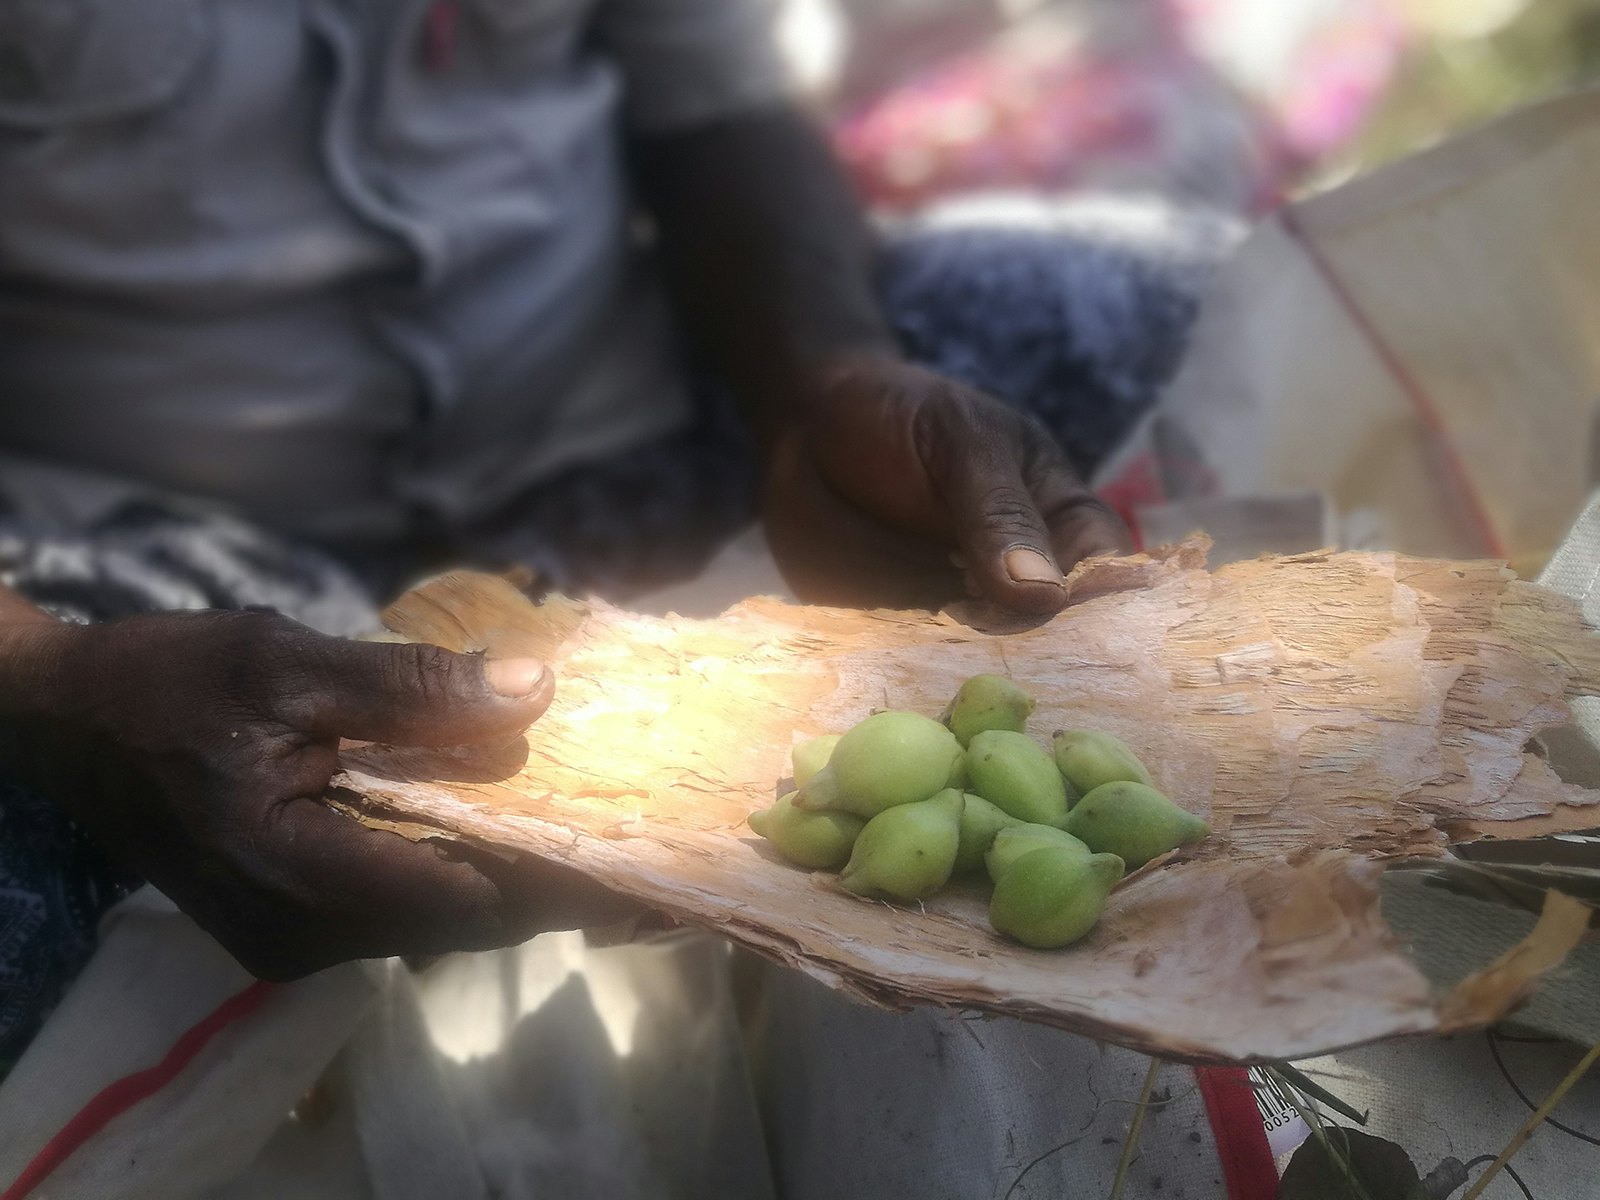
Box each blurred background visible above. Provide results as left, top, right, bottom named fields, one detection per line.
left=775, top=0, right=1600, bottom=215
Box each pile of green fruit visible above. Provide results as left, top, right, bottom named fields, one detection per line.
left=746, top=675, right=1210, bottom=950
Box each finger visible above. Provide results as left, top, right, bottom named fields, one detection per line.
left=1044, top=494, right=1133, bottom=573
left=919, top=410, right=1069, bottom=615
left=227, top=797, right=643, bottom=980
left=1023, top=440, right=1135, bottom=571
left=278, top=635, right=554, bottom=746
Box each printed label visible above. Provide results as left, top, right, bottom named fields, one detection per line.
left=1248, top=1067, right=1313, bottom=1159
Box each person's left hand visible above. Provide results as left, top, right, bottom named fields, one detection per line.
left=762, top=353, right=1132, bottom=615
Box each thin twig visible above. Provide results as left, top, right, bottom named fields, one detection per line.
left=1109, top=1058, right=1162, bottom=1200
left=1464, top=1155, right=1535, bottom=1200
left=1463, top=1041, right=1600, bottom=1200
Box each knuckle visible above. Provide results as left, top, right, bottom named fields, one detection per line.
left=226, top=613, right=318, bottom=698
left=978, top=484, right=1047, bottom=533
left=916, top=390, right=1034, bottom=476
left=387, top=642, right=471, bottom=707
left=229, top=609, right=297, bottom=660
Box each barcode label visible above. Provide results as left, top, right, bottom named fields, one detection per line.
left=1248, top=1067, right=1312, bottom=1157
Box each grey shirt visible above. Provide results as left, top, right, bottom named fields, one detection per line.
left=0, top=0, right=785, bottom=542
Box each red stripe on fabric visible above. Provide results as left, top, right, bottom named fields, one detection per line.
left=1195, top=1066, right=1279, bottom=1200
left=1, top=981, right=279, bottom=1200
left=1278, top=207, right=1508, bottom=560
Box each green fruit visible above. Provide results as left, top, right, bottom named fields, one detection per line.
left=792, top=734, right=841, bottom=789
left=983, top=823, right=1093, bottom=882
left=748, top=791, right=864, bottom=870
left=953, top=793, right=1024, bottom=874
left=1063, top=781, right=1209, bottom=868
left=1052, top=729, right=1152, bottom=801
left=793, top=711, right=963, bottom=819
left=840, top=789, right=963, bottom=901
left=989, top=848, right=1125, bottom=949
left=944, top=674, right=1035, bottom=747
left=949, top=752, right=970, bottom=790
left=965, top=730, right=1070, bottom=827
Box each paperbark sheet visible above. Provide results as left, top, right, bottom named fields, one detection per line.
left=337, top=542, right=1599, bottom=1061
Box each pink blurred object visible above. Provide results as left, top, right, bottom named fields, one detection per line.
left=1275, top=12, right=1407, bottom=158
left=1165, top=0, right=1413, bottom=160
left=830, top=0, right=1415, bottom=216
left=832, top=7, right=1283, bottom=214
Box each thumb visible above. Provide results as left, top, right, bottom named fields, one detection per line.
left=926, top=423, right=1068, bottom=616
left=282, top=635, right=554, bottom=746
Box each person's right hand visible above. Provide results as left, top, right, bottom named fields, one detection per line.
left=762, top=354, right=1131, bottom=614
left=0, top=608, right=638, bottom=980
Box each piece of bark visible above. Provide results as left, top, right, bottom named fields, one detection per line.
left=337, top=540, right=1600, bottom=1062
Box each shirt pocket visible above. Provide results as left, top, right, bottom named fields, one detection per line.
left=0, top=0, right=207, bottom=129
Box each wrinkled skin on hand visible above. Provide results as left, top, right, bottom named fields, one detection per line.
left=0, top=610, right=639, bottom=980
left=763, top=354, right=1132, bottom=614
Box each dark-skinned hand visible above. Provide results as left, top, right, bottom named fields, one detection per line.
left=0, top=608, right=640, bottom=981
left=763, top=354, right=1132, bottom=614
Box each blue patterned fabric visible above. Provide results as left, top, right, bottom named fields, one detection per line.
left=0, top=783, right=139, bottom=1077
left=0, top=208, right=1232, bottom=1076
left=879, top=204, right=1238, bottom=479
